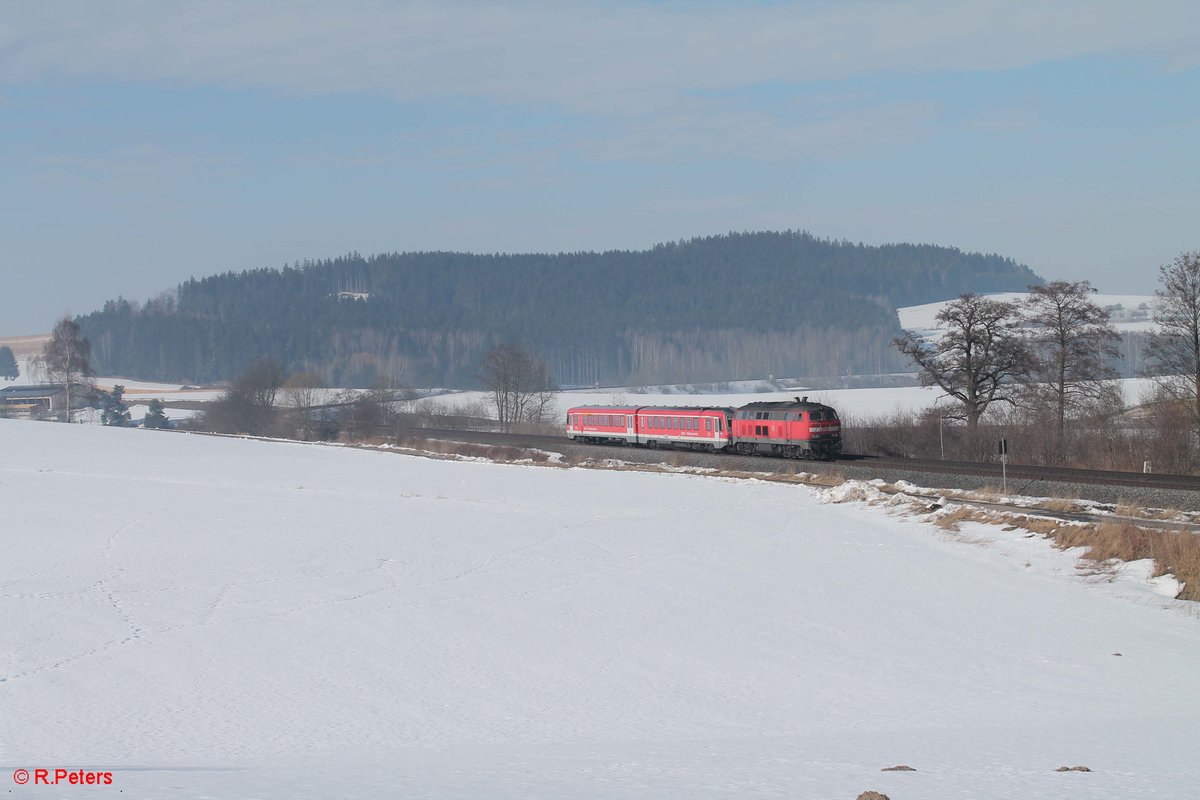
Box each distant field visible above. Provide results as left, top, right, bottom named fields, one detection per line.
left=0, top=332, right=50, bottom=357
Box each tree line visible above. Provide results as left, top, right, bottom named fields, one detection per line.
left=197, top=343, right=556, bottom=439
left=75, top=231, right=1041, bottom=387
left=887, top=252, right=1200, bottom=470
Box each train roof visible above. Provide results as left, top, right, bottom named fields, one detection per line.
left=566, top=407, right=734, bottom=412
left=738, top=397, right=836, bottom=412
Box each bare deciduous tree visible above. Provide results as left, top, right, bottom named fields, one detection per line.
left=281, top=372, right=324, bottom=440
left=480, top=344, right=557, bottom=432
left=1022, top=280, right=1121, bottom=461
left=204, top=357, right=287, bottom=435
left=894, top=294, right=1030, bottom=442
left=1144, top=251, right=1200, bottom=435
left=41, top=317, right=93, bottom=422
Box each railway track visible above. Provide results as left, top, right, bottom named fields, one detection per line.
left=392, top=425, right=1200, bottom=493
left=841, top=455, right=1200, bottom=493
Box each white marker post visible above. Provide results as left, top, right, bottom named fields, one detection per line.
left=998, top=438, right=1009, bottom=495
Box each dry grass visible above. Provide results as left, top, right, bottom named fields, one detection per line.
left=1043, top=519, right=1200, bottom=601
left=962, top=485, right=1003, bottom=502
left=665, top=451, right=689, bottom=468
left=1015, top=517, right=1062, bottom=538
left=934, top=504, right=991, bottom=531
left=808, top=468, right=846, bottom=487
left=1038, top=497, right=1079, bottom=514
left=1114, top=500, right=1187, bottom=523
left=1114, top=501, right=1144, bottom=519
left=390, top=435, right=555, bottom=465
left=926, top=501, right=1197, bottom=601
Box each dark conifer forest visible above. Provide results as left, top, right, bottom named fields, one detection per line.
left=77, top=231, right=1041, bottom=387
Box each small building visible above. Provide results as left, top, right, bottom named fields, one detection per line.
left=0, top=383, right=90, bottom=419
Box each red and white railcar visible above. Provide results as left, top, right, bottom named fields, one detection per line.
left=565, top=405, right=734, bottom=451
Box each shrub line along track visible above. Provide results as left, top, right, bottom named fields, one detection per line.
left=387, top=426, right=1200, bottom=516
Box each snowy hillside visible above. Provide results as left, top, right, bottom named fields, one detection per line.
left=2, top=420, right=1197, bottom=798
left=898, top=293, right=1157, bottom=340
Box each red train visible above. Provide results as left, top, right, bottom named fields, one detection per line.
left=565, top=397, right=842, bottom=459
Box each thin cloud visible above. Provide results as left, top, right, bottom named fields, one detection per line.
left=2, top=2, right=1196, bottom=163
left=582, top=98, right=937, bottom=161
left=2, top=2, right=1196, bottom=108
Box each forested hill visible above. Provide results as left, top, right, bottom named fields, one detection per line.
left=78, top=231, right=1041, bottom=387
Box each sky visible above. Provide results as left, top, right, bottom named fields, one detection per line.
left=2, top=1, right=1198, bottom=335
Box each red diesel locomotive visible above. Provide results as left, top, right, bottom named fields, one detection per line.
left=565, top=396, right=841, bottom=459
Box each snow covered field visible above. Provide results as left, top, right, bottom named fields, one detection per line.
left=464, top=377, right=1157, bottom=420
left=897, top=293, right=1157, bottom=339
left=2, top=420, right=1197, bottom=798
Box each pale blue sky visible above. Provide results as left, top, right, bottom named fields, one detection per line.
left=2, top=1, right=1198, bottom=334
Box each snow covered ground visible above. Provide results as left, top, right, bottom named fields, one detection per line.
left=432, top=377, right=1159, bottom=420
left=898, top=293, right=1157, bottom=339
left=2, top=420, right=1197, bottom=798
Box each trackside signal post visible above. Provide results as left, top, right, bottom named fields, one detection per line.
left=998, top=438, right=1009, bottom=495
